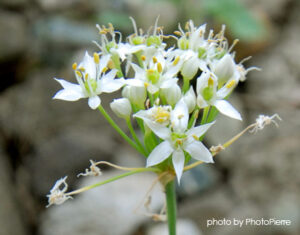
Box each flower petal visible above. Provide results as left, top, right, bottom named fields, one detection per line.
left=171, top=99, right=189, bottom=132
left=172, top=148, right=185, bottom=183
left=186, top=121, right=215, bottom=137
left=144, top=119, right=171, bottom=139
left=99, top=54, right=111, bottom=74
left=99, top=78, right=124, bottom=93
left=88, top=96, right=101, bottom=109
left=80, top=51, right=96, bottom=79
left=147, top=140, right=174, bottom=167
left=214, top=100, right=242, bottom=120
left=184, top=138, right=213, bottom=163
left=53, top=88, right=84, bottom=101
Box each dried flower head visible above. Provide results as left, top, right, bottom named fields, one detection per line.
left=46, top=176, right=72, bottom=207
left=77, top=160, right=102, bottom=177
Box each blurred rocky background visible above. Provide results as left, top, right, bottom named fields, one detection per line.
left=0, top=0, right=299, bottom=234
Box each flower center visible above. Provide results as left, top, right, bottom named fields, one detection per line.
left=202, top=77, right=214, bottom=101
left=153, top=107, right=170, bottom=124
left=146, top=69, right=160, bottom=84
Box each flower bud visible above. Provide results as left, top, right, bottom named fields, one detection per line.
left=110, top=98, right=132, bottom=119
left=183, top=86, right=196, bottom=113
left=181, top=56, right=198, bottom=80
left=213, top=54, right=235, bottom=84
left=161, top=84, right=181, bottom=106
left=122, top=86, right=146, bottom=108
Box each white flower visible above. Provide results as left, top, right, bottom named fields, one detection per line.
left=46, top=176, right=72, bottom=207
left=126, top=51, right=181, bottom=94
left=140, top=100, right=214, bottom=182
left=134, top=105, right=172, bottom=130
left=110, top=98, right=132, bottom=119
left=53, top=51, right=124, bottom=109
left=196, top=72, right=242, bottom=120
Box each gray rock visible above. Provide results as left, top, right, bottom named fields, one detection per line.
left=32, top=17, right=99, bottom=47
left=146, top=219, right=202, bottom=235
left=0, top=0, right=27, bottom=7
left=0, top=11, right=28, bottom=61
left=0, top=151, right=27, bottom=235
left=40, top=171, right=165, bottom=235
left=37, top=0, right=80, bottom=10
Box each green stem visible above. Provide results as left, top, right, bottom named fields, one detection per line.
left=200, top=106, right=210, bottom=125
left=126, top=119, right=148, bottom=156
left=98, top=105, right=146, bottom=156
left=188, top=108, right=199, bottom=129
left=182, top=77, right=190, bottom=94
left=165, top=180, right=177, bottom=235
left=67, top=168, right=158, bottom=196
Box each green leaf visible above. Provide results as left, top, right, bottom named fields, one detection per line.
left=202, top=0, right=266, bottom=42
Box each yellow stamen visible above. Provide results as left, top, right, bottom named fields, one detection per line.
left=173, top=56, right=180, bottom=66
left=75, top=71, right=82, bottom=78
left=174, top=31, right=182, bottom=36
left=72, top=63, right=77, bottom=70
left=93, top=53, right=100, bottom=64
left=144, top=82, right=149, bottom=88
left=79, top=67, right=85, bottom=72
left=147, top=69, right=154, bottom=74
left=141, top=55, right=146, bottom=61
left=226, top=80, right=236, bottom=89
left=84, top=74, right=88, bottom=80
left=152, top=56, right=158, bottom=63
left=157, top=62, right=162, bottom=73
left=102, top=67, right=108, bottom=73
left=208, top=77, right=214, bottom=86
left=192, top=135, right=198, bottom=140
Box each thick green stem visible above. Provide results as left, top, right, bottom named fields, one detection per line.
left=165, top=180, right=177, bottom=235
left=98, top=105, right=146, bottom=156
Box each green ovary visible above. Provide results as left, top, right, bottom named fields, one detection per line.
left=202, top=86, right=214, bottom=101
left=147, top=70, right=160, bottom=84
left=146, top=36, right=161, bottom=47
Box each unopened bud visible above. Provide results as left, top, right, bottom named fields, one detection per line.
left=161, top=84, right=181, bottom=106
left=213, top=54, right=235, bottom=84
left=110, top=98, right=132, bottom=119
left=183, top=86, right=196, bottom=113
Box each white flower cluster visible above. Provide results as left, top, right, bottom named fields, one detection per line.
left=53, top=19, right=258, bottom=182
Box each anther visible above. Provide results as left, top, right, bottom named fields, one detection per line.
left=174, top=31, right=182, bottom=36
left=208, top=77, right=214, bottom=86
left=157, top=62, right=162, bottom=73
left=152, top=56, right=158, bottom=63
left=72, top=63, right=77, bottom=70
left=93, top=53, right=100, bottom=64
left=141, top=55, right=146, bottom=61
left=226, top=80, right=236, bottom=89
left=173, top=56, right=180, bottom=66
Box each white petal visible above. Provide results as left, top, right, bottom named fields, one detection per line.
left=54, top=78, right=82, bottom=91
left=53, top=88, right=84, bottom=101
left=80, top=51, right=96, bottom=79
left=172, top=149, right=185, bottom=183
left=184, top=138, right=213, bottom=163
left=171, top=99, right=189, bottom=132
left=147, top=141, right=174, bottom=167
left=99, top=54, right=111, bottom=74
left=147, top=83, right=159, bottom=94
left=88, top=96, right=101, bottom=109
left=186, top=121, right=215, bottom=137
left=125, top=78, right=145, bottom=87
left=144, top=119, right=171, bottom=139
left=99, top=78, right=124, bottom=93
left=160, top=78, right=178, bottom=89
left=214, top=100, right=242, bottom=120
